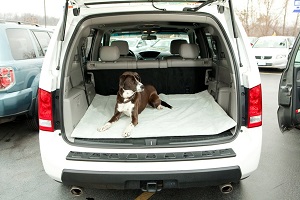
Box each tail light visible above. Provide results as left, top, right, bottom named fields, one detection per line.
left=0, top=67, right=15, bottom=90
left=247, top=84, right=262, bottom=128
left=38, top=88, right=54, bottom=132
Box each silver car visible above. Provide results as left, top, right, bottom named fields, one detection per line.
left=253, top=36, right=295, bottom=70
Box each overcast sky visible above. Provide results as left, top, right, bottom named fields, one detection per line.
left=0, top=0, right=297, bottom=19
left=0, top=0, right=64, bottom=18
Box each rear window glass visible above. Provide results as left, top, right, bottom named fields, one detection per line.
left=109, top=32, right=189, bottom=54
left=6, top=28, right=36, bottom=60
left=32, top=30, right=51, bottom=56
left=253, top=37, right=287, bottom=49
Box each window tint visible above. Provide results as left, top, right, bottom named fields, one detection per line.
left=32, top=31, right=51, bottom=56
left=6, top=29, right=36, bottom=60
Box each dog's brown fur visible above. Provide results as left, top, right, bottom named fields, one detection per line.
left=98, top=71, right=171, bottom=137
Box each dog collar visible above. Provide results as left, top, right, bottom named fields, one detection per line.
left=123, top=93, right=136, bottom=103
left=119, top=88, right=136, bottom=103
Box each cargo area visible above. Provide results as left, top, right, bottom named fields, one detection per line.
left=63, top=64, right=238, bottom=144
left=60, top=12, right=240, bottom=145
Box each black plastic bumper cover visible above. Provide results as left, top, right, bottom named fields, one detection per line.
left=61, top=166, right=241, bottom=190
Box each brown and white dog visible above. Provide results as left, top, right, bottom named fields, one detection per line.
left=98, top=71, right=172, bottom=137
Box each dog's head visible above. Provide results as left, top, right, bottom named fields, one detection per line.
left=119, top=72, right=144, bottom=98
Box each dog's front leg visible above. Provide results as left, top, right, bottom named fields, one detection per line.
left=98, top=111, right=122, bottom=132
left=122, top=111, right=138, bottom=137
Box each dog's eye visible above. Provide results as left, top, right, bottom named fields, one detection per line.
left=135, top=76, right=141, bottom=82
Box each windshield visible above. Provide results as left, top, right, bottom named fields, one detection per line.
left=253, top=37, right=287, bottom=48
left=110, top=32, right=189, bottom=54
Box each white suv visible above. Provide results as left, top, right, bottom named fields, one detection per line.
left=39, top=0, right=262, bottom=194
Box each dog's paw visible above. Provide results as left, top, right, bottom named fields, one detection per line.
left=97, top=122, right=112, bottom=132
left=122, top=123, right=135, bottom=137
left=157, top=105, right=163, bottom=110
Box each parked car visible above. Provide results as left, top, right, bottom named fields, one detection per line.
left=0, top=21, right=52, bottom=129
left=39, top=0, right=262, bottom=194
left=278, top=32, right=300, bottom=131
left=252, top=36, right=295, bottom=70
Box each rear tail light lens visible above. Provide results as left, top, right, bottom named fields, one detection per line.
left=0, top=67, right=15, bottom=90
left=248, top=84, right=262, bottom=128
left=38, top=88, right=54, bottom=132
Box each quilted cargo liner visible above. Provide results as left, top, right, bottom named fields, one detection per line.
left=71, top=90, right=236, bottom=139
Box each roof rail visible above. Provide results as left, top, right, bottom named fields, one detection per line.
left=0, top=19, right=40, bottom=27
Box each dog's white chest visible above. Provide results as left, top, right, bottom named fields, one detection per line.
left=117, top=102, right=135, bottom=117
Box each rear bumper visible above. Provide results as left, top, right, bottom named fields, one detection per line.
left=256, top=58, right=287, bottom=69
left=61, top=166, right=241, bottom=190
left=0, top=88, right=32, bottom=117
left=39, top=126, right=262, bottom=189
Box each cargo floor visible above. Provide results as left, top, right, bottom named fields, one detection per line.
left=71, top=90, right=236, bottom=139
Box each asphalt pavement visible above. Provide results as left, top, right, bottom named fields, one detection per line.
left=1, top=70, right=300, bottom=200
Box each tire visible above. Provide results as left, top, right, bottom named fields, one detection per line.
left=27, top=97, right=39, bottom=131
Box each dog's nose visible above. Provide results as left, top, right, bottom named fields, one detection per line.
left=140, top=85, right=145, bottom=90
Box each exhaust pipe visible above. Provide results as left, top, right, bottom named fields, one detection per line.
left=70, top=186, right=83, bottom=196
left=219, top=183, right=233, bottom=194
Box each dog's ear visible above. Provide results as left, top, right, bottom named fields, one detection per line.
left=119, top=74, right=126, bottom=88
left=133, top=72, right=141, bottom=82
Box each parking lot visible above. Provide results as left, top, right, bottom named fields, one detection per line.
left=1, top=70, right=300, bottom=200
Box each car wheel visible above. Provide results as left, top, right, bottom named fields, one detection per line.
left=27, top=97, right=39, bottom=131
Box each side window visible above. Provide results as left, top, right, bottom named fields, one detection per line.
left=85, top=36, right=93, bottom=58
left=6, top=29, right=36, bottom=60
left=32, top=30, right=51, bottom=57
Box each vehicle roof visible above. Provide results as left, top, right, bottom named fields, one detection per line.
left=0, top=21, right=49, bottom=31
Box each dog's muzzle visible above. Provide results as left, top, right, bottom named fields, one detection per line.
left=137, top=82, right=144, bottom=92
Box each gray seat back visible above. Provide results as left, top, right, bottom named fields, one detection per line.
left=111, top=40, right=136, bottom=61
left=164, top=39, right=187, bottom=59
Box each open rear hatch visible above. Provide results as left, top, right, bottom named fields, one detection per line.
left=59, top=0, right=241, bottom=147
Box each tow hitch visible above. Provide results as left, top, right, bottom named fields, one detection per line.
left=141, top=181, right=163, bottom=192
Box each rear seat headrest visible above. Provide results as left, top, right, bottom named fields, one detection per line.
left=179, top=44, right=199, bottom=59
left=111, top=40, right=129, bottom=55
left=99, top=46, right=120, bottom=62
left=170, top=39, right=188, bottom=54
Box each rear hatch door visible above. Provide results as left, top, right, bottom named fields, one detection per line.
left=277, top=32, right=300, bottom=132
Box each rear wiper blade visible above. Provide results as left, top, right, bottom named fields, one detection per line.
left=183, top=0, right=218, bottom=12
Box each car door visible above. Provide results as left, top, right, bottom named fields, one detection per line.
left=278, top=32, right=300, bottom=132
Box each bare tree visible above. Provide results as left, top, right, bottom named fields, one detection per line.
left=237, top=0, right=298, bottom=37
left=282, top=0, right=289, bottom=35
left=252, top=0, right=285, bottom=36
left=23, top=14, right=39, bottom=25
left=236, top=0, right=258, bottom=36
left=0, top=13, right=58, bottom=27
left=293, top=14, right=300, bottom=36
